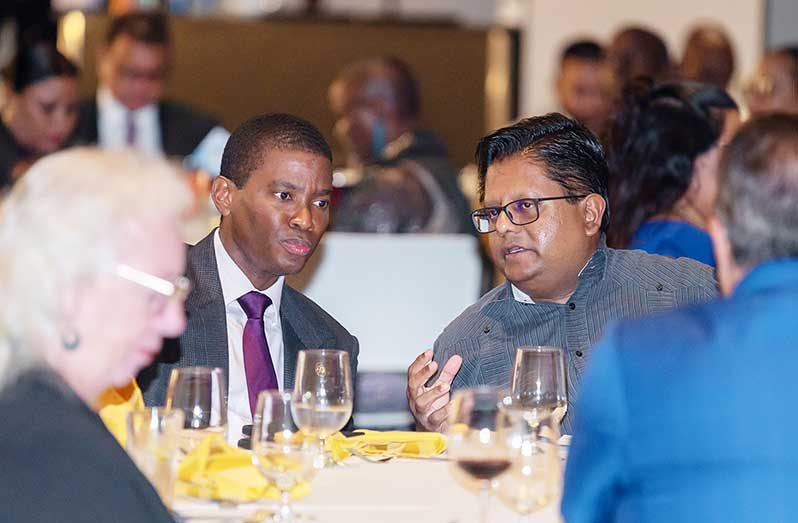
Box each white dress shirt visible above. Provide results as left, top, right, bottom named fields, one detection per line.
left=213, top=230, right=285, bottom=444
left=97, top=87, right=163, bottom=155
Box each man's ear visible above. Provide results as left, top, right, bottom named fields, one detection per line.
left=582, top=194, right=606, bottom=237
left=211, top=176, right=237, bottom=217
left=707, top=215, right=741, bottom=296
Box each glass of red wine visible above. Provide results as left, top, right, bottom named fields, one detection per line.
left=447, top=387, right=511, bottom=523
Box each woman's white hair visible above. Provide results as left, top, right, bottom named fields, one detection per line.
left=0, top=147, right=191, bottom=387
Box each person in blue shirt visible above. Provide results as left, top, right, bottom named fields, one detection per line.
left=562, top=113, right=798, bottom=523
left=604, top=80, right=739, bottom=267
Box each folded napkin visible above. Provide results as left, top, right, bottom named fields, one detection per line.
left=97, top=379, right=144, bottom=447
left=327, top=429, right=447, bottom=461
left=177, top=434, right=310, bottom=502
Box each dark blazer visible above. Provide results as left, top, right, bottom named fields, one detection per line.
left=0, top=369, right=174, bottom=522
left=138, top=231, right=359, bottom=407
left=71, top=96, right=220, bottom=158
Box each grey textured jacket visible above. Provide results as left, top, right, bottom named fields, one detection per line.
left=433, top=243, right=717, bottom=433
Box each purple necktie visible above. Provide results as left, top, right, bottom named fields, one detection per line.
left=125, top=112, right=136, bottom=145
left=237, top=291, right=279, bottom=417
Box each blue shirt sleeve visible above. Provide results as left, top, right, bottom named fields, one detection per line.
left=561, top=321, right=630, bottom=523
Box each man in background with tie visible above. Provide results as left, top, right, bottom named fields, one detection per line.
left=72, top=12, right=228, bottom=173
left=138, top=113, right=359, bottom=443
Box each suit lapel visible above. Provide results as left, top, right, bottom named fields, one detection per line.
left=280, top=287, right=335, bottom=391
left=183, top=231, right=229, bottom=377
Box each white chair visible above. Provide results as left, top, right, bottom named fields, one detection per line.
left=287, top=232, right=483, bottom=428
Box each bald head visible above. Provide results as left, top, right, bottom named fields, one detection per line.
left=680, top=25, right=735, bottom=89
left=609, top=27, right=670, bottom=85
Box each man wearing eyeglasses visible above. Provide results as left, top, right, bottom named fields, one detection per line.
left=407, top=113, right=717, bottom=434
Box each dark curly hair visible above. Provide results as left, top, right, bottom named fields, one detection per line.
left=604, top=79, right=737, bottom=247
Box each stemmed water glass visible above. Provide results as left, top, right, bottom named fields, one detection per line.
left=165, top=366, right=227, bottom=452
left=291, top=349, right=353, bottom=467
left=510, top=346, right=568, bottom=426
left=447, top=387, right=512, bottom=523
left=494, top=405, right=562, bottom=521
left=252, top=391, right=319, bottom=523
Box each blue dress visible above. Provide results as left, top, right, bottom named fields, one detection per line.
left=630, top=219, right=715, bottom=267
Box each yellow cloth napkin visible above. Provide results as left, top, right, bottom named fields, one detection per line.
left=97, top=379, right=144, bottom=447
left=327, top=429, right=447, bottom=461
left=176, top=435, right=311, bottom=502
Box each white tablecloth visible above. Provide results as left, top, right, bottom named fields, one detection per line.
left=174, top=458, right=562, bottom=523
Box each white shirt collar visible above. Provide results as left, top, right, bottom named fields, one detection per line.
left=97, top=85, right=159, bottom=118
left=510, top=255, right=594, bottom=305
left=213, top=229, right=284, bottom=313
left=97, top=86, right=162, bottom=154
left=511, top=284, right=535, bottom=304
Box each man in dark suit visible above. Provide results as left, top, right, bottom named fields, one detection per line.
left=562, top=114, right=798, bottom=522
left=139, top=113, right=358, bottom=443
left=71, top=12, right=226, bottom=168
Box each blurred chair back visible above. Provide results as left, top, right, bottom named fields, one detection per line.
left=287, top=232, right=483, bottom=429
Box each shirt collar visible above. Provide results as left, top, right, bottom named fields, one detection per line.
left=507, top=237, right=608, bottom=305
left=213, top=229, right=284, bottom=312
left=733, top=258, right=798, bottom=298
left=97, top=86, right=158, bottom=118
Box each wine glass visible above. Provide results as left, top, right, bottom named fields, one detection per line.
left=447, top=387, right=512, bottom=523
left=510, top=346, right=568, bottom=426
left=252, top=391, right=319, bottom=523
left=126, top=407, right=185, bottom=507
left=291, top=349, right=353, bottom=467
left=494, top=405, right=562, bottom=521
left=165, top=366, right=227, bottom=452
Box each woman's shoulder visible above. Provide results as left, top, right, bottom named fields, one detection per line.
left=0, top=370, right=174, bottom=522
left=630, top=219, right=715, bottom=266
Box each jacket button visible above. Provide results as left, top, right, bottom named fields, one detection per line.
left=575, top=350, right=583, bottom=357
left=482, top=325, right=491, bottom=334
left=656, top=283, right=664, bottom=291
left=568, top=302, right=576, bottom=310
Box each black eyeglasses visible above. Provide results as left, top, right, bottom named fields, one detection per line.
left=471, top=195, right=590, bottom=234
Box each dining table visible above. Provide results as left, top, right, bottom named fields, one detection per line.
left=173, top=455, right=563, bottom=523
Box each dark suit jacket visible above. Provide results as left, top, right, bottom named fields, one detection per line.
left=138, top=231, right=359, bottom=408
left=0, top=369, right=174, bottom=522
left=71, top=96, right=220, bottom=158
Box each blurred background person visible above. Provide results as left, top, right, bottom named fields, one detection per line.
left=328, top=56, right=473, bottom=234
left=71, top=11, right=228, bottom=173
left=0, top=148, right=189, bottom=521
left=679, top=25, right=735, bottom=90
left=562, top=112, right=798, bottom=523
left=0, top=42, right=78, bottom=189
left=555, top=39, right=612, bottom=136
left=605, top=80, right=738, bottom=267
left=745, top=46, right=798, bottom=117
left=607, top=26, right=671, bottom=93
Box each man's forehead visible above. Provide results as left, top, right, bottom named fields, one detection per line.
left=484, top=156, right=552, bottom=195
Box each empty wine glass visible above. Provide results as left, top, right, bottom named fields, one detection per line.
left=252, top=390, right=319, bottom=523
left=126, top=407, right=185, bottom=507
left=510, top=346, right=568, bottom=426
left=494, top=404, right=562, bottom=521
left=165, top=366, right=227, bottom=452
left=447, top=387, right=512, bottom=523
left=291, top=349, right=353, bottom=467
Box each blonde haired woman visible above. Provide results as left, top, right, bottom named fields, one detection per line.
left=0, top=148, right=189, bottom=521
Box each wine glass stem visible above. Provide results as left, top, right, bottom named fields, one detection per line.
left=479, top=481, right=491, bottom=523
left=277, top=490, right=293, bottom=522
